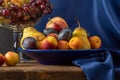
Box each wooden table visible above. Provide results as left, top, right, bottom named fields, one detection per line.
left=0, top=61, right=86, bottom=80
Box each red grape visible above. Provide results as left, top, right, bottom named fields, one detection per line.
left=2, top=9, right=10, bottom=17
left=0, top=10, right=3, bottom=16
left=0, top=0, right=53, bottom=24
left=0, top=0, right=3, bottom=5
left=40, top=4, right=46, bottom=10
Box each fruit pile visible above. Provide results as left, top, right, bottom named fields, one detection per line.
left=0, top=0, right=52, bottom=24
left=20, top=16, right=102, bottom=50
left=0, top=51, right=19, bottom=67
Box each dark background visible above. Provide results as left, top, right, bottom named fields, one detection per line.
left=0, top=27, right=13, bottom=54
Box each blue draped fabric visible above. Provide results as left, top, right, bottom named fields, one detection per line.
left=35, top=0, right=120, bottom=80
left=73, top=49, right=114, bottom=80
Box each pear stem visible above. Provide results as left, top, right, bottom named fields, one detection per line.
left=48, top=18, right=52, bottom=23
left=75, top=18, right=81, bottom=28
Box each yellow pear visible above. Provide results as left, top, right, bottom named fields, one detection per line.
left=72, top=18, right=91, bottom=49
left=20, top=27, right=45, bottom=49
left=73, top=27, right=88, bottom=38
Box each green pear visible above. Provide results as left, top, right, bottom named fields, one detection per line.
left=72, top=18, right=91, bottom=49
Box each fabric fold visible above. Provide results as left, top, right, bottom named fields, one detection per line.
left=73, top=49, right=114, bottom=80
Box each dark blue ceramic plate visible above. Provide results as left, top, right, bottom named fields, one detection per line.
left=19, top=48, right=104, bottom=65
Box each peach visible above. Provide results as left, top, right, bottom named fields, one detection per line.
left=40, top=36, right=58, bottom=50
left=69, top=37, right=83, bottom=50
left=5, top=51, right=19, bottom=66
left=57, top=40, right=69, bottom=50
left=0, top=54, right=6, bottom=66
left=88, top=36, right=102, bottom=49
left=46, top=16, right=68, bottom=32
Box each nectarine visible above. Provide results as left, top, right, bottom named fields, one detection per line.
left=40, top=36, right=58, bottom=49
left=5, top=51, right=19, bottom=66
left=57, top=40, right=69, bottom=50
left=69, top=37, right=83, bottom=50
left=88, top=36, right=102, bottom=49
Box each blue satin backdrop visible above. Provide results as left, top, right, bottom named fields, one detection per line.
left=35, top=0, right=120, bottom=80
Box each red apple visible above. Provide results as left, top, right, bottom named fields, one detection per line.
left=40, top=36, right=58, bottom=50
left=46, top=21, right=63, bottom=32
left=46, top=16, right=68, bottom=32
left=0, top=54, right=6, bottom=66
left=5, top=51, right=19, bottom=66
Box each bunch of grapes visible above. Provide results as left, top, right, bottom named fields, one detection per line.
left=0, top=0, right=52, bottom=24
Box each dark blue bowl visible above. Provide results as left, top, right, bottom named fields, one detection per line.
left=20, top=48, right=104, bottom=65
